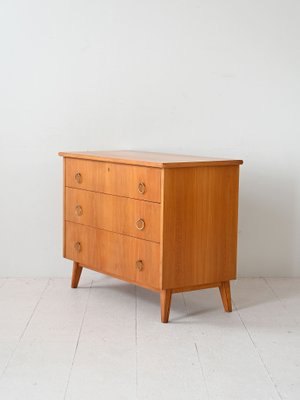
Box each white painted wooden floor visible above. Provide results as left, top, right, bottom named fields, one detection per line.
left=0, top=276, right=299, bottom=400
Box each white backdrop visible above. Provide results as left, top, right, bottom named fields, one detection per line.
left=0, top=0, right=299, bottom=277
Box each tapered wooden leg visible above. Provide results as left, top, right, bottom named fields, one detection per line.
left=219, top=281, right=232, bottom=312
left=71, top=261, right=83, bottom=288
left=160, top=290, right=172, bottom=323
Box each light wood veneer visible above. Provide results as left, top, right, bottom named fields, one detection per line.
left=59, top=150, right=243, bottom=323
left=65, top=188, right=160, bottom=242
left=65, top=158, right=161, bottom=202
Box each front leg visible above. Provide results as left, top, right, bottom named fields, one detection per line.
left=160, top=290, right=172, bottom=323
left=219, top=281, right=232, bottom=312
left=71, top=261, right=83, bottom=288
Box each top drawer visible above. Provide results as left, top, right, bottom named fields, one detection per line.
left=65, top=158, right=161, bottom=203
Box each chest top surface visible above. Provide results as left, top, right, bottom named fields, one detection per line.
left=58, top=150, right=243, bottom=168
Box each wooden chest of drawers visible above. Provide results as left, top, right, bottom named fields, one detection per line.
left=59, top=150, right=243, bottom=323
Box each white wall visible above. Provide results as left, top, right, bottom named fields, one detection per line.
left=0, top=0, right=299, bottom=277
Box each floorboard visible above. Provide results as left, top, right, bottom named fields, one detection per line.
left=64, top=275, right=137, bottom=400
left=0, top=278, right=91, bottom=400
left=183, top=285, right=280, bottom=400
left=233, top=278, right=300, bottom=400
left=136, top=287, right=208, bottom=400
left=0, top=279, right=49, bottom=375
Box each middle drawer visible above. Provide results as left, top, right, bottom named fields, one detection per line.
left=65, top=187, right=161, bottom=243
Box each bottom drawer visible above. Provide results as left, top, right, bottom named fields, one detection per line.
left=65, top=221, right=160, bottom=289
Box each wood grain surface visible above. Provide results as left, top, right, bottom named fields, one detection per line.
left=161, top=165, right=240, bottom=289
left=59, top=150, right=243, bottom=168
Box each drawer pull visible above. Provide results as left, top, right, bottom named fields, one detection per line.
left=136, top=218, right=145, bottom=231
left=75, top=205, right=83, bottom=216
left=138, top=182, right=146, bottom=194
left=75, top=172, right=82, bottom=184
left=136, top=260, right=144, bottom=271
left=74, top=241, right=81, bottom=252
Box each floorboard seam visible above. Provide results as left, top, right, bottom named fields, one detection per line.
left=233, top=298, right=283, bottom=400
left=264, top=277, right=300, bottom=327
left=135, top=286, right=138, bottom=400
left=182, top=293, right=210, bottom=400
left=0, top=278, right=50, bottom=380
left=63, top=279, right=93, bottom=400
left=263, top=278, right=287, bottom=310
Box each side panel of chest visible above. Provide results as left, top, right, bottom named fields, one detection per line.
left=161, top=166, right=240, bottom=289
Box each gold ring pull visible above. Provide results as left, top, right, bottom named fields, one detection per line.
left=75, top=205, right=83, bottom=216
left=75, top=172, right=82, bottom=184
left=74, top=241, right=81, bottom=252
left=138, top=182, right=146, bottom=194
left=136, top=260, right=144, bottom=271
left=136, top=218, right=145, bottom=231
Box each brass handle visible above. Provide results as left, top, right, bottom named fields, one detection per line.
left=136, top=260, right=144, bottom=271
left=74, top=241, right=81, bottom=252
left=75, top=205, right=83, bottom=216
left=75, top=172, right=82, bottom=184
left=136, top=218, right=145, bottom=231
left=138, top=182, right=146, bottom=194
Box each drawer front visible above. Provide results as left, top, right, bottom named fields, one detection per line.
left=65, top=188, right=95, bottom=227
left=65, top=158, right=97, bottom=194
left=65, top=158, right=161, bottom=202
left=65, top=188, right=161, bottom=242
left=65, top=221, right=97, bottom=267
left=65, top=222, right=160, bottom=289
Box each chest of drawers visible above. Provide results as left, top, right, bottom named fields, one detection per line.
left=59, top=150, right=243, bottom=323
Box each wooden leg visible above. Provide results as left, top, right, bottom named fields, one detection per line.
left=219, top=281, right=232, bottom=312
left=71, top=261, right=83, bottom=288
left=160, top=290, right=172, bottom=323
